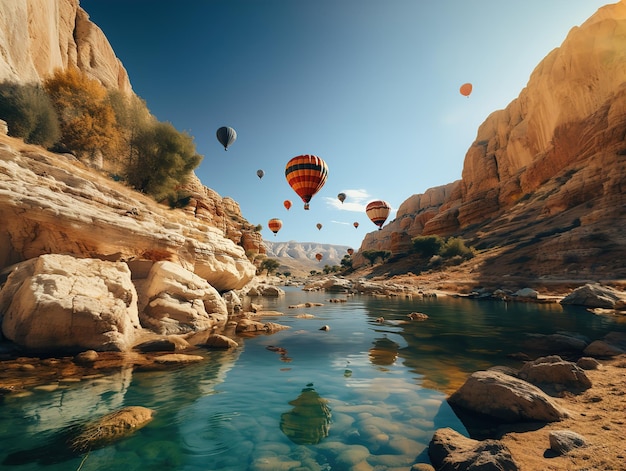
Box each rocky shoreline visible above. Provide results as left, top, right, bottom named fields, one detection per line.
left=2, top=275, right=626, bottom=469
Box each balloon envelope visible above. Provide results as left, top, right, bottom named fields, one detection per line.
left=268, top=218, right=283, bottom=236
left=316, top=223, right=322, bottom=230
left=257, top=169, right=265, bottom=179
left=283, top=200, right=292, bottom=210
left=285, top=155, right=328, bottom=210
left=366, top=200, right=391, bottom=230
left=315, top=253, right=323, bottom=262
left=353, top=222, right=359, bottom=229
left=216, top=126, right=237, bottom=150
left=460, top=83, right=473, bottom=97
left=347, top=248, right=354, bottom=256
left=337, top=192, right=346, bottom=203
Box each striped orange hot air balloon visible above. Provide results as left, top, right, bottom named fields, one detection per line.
left=268, top=218, right=282, bottom=236
left=366, top=200, right=391, bottom=230
left=459, top=83, right=472, bottom=97
left=285, top=155, right=328, bottom=210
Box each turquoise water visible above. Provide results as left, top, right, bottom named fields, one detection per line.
left=1, top=287, right=624, bottom=470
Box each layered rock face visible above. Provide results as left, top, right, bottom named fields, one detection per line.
left=0, top=0, right=131, bottom=93
left=0, top=136, right=256, bottom=292
left=359, top=1, right=626, bottom=279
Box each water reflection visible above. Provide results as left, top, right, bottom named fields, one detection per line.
left=369, top=336, right=400, bottom=365
left=280, top=383, right=331, bottom=445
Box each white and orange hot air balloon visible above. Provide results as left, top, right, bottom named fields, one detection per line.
left=267, top=218, right=283, bottom=236
left=365, top=200, right=391, bottom=230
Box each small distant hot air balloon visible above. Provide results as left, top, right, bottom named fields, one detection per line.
left=257, top=169, right=265, bottom=179
left=316, top=223, right=322, bottom=231
left=366, top=200, right=391, bottom=230
left=285, top=155, right=328, bottom=210
left=353, top=222, right=359, bottom=229
left=315, top=253, right=323, bottom=262
left=459, top=83, right=473, bottom=97
left=283, top=200, right=292, bottom=211
left=337, top=192, right=346, bottom=204
left=347, top=248, right=354, bottom=256
left=216, top=126, right=237, bottom=150
left=268, top=218, right=282, bottom=236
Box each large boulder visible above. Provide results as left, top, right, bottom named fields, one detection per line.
left=448, top=370, right=569, bottom=423
left=428, top=427, right=520, bottom=471
left=517, top=355, right=592, bottom=392
left=560, top=283, right=626, bottom=309
left=0, top=254, right=140, bottom=352
left=138, top=261, right=227, bottom=335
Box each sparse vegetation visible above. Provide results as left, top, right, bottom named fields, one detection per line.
left=0, top=81, right=60, bottom=147
left=259, top=258, right=280, bottom=275
left=361, top=250, right=392, bottom=266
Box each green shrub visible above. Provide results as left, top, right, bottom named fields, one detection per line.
left=441, top=237, right=475, bottom=259
left=411, top=235, right=445, bottom=257
left=0, top=81, right=60, bottom=147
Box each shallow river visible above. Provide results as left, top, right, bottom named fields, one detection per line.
left=1, top=287, right=624, bottom=470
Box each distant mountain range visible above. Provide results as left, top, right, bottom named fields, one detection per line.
left=263, top=240, right=351, bottom=275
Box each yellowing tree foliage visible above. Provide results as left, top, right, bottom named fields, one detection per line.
left=44, top=67, right=120, bottom=164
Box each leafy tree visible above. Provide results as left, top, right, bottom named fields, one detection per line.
left=126, top=121, right=202, bottom=200
left=411, top=235, right=445, bottom=257
left=340, top=255, right=353, bottom=269
left=0, top=81, right=60, bottom=147
left=44, top=67, right=120, bottom=163
left=107, top=90, right=154, bottom=170
left=259, top=258, right=280, bottom=274
left=283, top=271, right=291, bottom=277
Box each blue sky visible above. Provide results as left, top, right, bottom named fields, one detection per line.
left=80, top=0, right=609, bottom=250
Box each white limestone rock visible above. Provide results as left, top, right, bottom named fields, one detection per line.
left=138, top=261, right=228, bottom=335
left=0, top=254, right=140, bottom=351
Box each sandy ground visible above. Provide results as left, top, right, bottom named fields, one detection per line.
left=496, top=355, right=626, bottom=471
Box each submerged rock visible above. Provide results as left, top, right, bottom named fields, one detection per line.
left=280, top=384, right=331, bottom=445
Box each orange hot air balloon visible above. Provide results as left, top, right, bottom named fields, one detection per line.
left=316, top=223, right=322, bottom=231
left=353, top=222, right=359, bottom=229
left=315, top=253, right=323, bottom=262
left=366, top=200, right=391, bottom=230
left=460, top=83, right=473, bottom=97
left=285, top=154, right=328, bottom=210
left=268, top=218, right=283, bottom=236
left=347, top=248, right=354, bottom=256
left=283, top=200, right=292, bottom=211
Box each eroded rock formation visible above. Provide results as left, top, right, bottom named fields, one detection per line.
left=358, top=1, right=626, bottom=280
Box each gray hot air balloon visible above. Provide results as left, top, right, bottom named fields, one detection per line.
left=257, top=169, right=265, bottom=179
left=216, top=126, right=237, bottom=150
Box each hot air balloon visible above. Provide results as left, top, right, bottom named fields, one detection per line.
left=459, top=83, right=473, bottom=97
left=347, top=248, right=354, bottom=256
left=315, top=253, right=323, bottom=262
left=337, top=192, right=346, bottom=204
left=257, top=169, right=265, bottom=179
left=283, top=200, right=292, bottom=211
left=353, top=222, right=359, bottom=229
left=366, top=200, right=391, bottom=230
left=316, top=223, right=322, bottom=231
left=268, top=218, right=282, bottom=236
left=216, top=126, right=237, bottom=150
left=285, top=155, right=328, bottom=210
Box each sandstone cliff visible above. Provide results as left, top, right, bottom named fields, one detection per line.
left=358, top=1, right=626, bottom=281
left=0, top=0, right=131, bottom=94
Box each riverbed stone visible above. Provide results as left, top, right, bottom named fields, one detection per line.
left=428, top=427, right=520, bottom=471
left=448, top=370, right=569, bottom=422
left=549, top=430, right=588, bottom=454
left=518, top=355, right=592, bottom=392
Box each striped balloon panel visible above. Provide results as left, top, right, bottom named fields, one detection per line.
left=285, top=155, right=328, bottom=203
